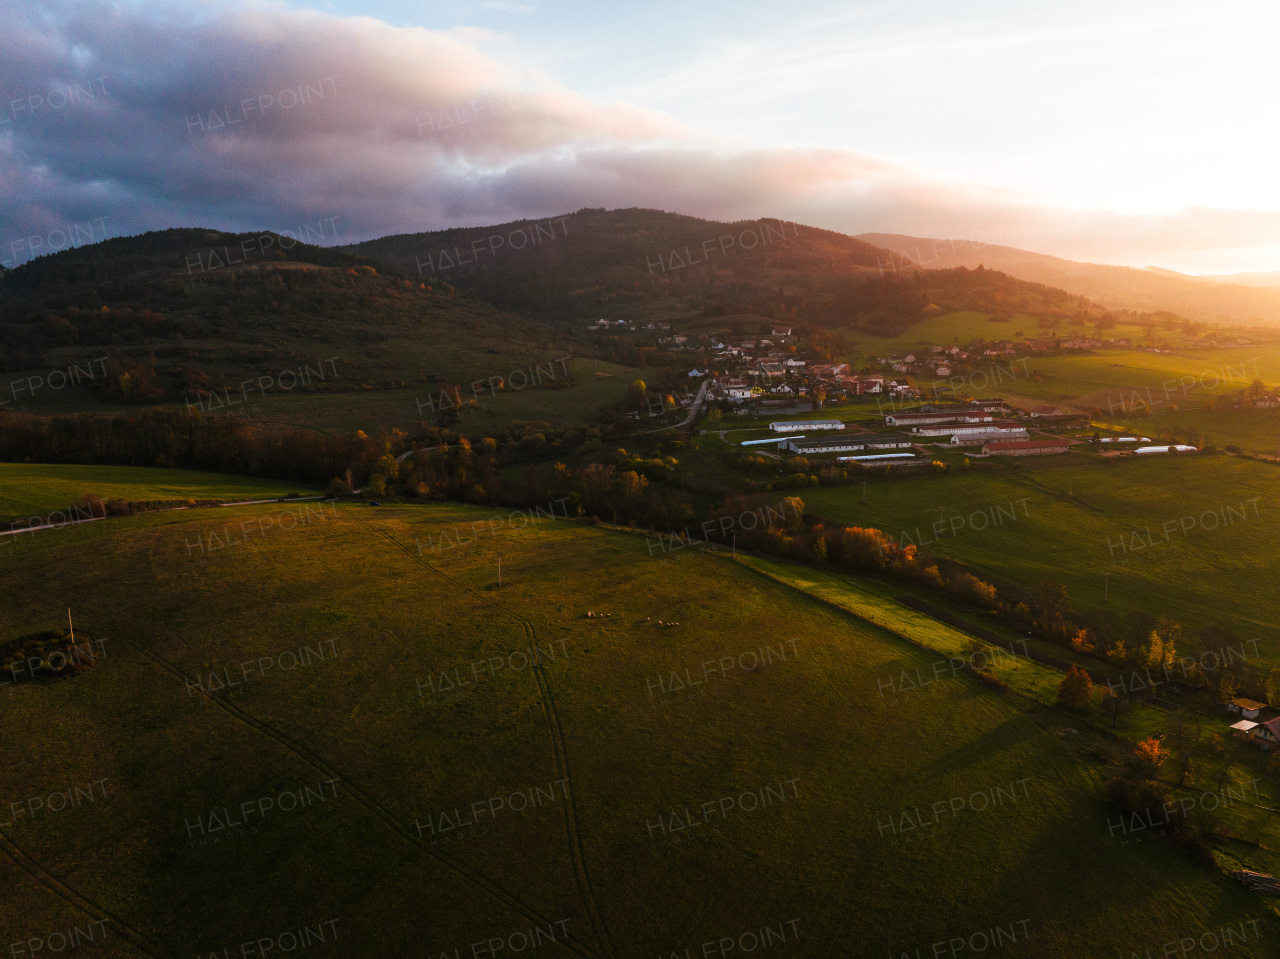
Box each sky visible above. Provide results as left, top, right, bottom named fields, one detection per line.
left=3, top=0, right=1279, bottom=273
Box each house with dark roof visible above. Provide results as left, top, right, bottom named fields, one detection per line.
left=1250, top=717, right=1280, bottom=752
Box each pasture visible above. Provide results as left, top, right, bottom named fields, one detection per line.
left=802, top=453, right=1280, bottom=667
left=0, top=494, right=1274, bottom=956
left=0, top=463, right=315, bottom=520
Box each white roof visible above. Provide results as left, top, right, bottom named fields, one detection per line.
left=837, top=453, right=917, bottom=462
left=1134, top=445, right=1198, bottom=454
left=771, top=419, right=842, bottom=429
left=740, top=436, right=796, bottom=446
left=1231, top=720, right=1259, bottom=731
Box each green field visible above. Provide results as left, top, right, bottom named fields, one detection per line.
left=0, top=463, right=316, bottom=519
left=802, top=453, right=1280, bottom=665
left=842, top=311, right=1280, bottom=416
left=1, top=358, right=635, bottom=434
left=844, top=310, right=1158, bottom=353
left=0, top=488, right=1277, bottom=956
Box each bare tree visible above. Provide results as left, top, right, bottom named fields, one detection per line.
left=1101, top=686, right=1130, bottom=730
left=1167, top=714, right=1201, bottom=787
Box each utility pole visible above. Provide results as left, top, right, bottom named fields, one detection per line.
left=497, top=553, right=502, bottom=587
left=861, top=482, right=867, bottom=504
left=732, top=532, right=736, bottom=558
left=1103, top=572, right=1110, bottom=603
left=67, top=607, right=74, bottom=644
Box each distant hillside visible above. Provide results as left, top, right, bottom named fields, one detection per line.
left=347, top=208, right=1114, bottom=336
left=0, top=228, right=580, bottom=405
left=860, top=232, right=1280, bottom=324
left=1196, top=270, right=1280, bottom=289
left=345, top=208, right=897, bottom=319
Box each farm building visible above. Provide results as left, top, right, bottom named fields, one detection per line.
left=884, top=411, right=993, bottom=427
left=1029, top=405, right=1063, bottom=417
left=912, top=421, right=1023, bottom=437
left=836, top=453, right=923, bottom=465
left=1034, top=413, right=1092, bottom=430
left=855, top=433, right=916, bottom=450
left=740, top=436, right=796, bottom=446
left=781, top=432, right=913, bottom=455
left=950, top=428, right=1030, bottom=446
left=1227, top=698, right=1266, bottom=720
left=1133, top=445, right=1198, bottom=454
left=982, top=438, right=1070, bottom=457
left=769, top=419, right=843, bottom=433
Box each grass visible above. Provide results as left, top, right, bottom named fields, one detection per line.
left=842, top=311, right=1157, bottom=354
left=0, top=462, right=315, bottom=519
left=834, top=311, right=1280, bottom=417
left=801, top=453, right=1280, bottom=668
left=0, top=488, right=1276, bottom=956
left=723, top=550, right=1068, bottom=705
left=1, top=358, right=635, bottom=435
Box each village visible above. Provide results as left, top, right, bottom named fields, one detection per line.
left=621, top=322, right=1201, bottom=466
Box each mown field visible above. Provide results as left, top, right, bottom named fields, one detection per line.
left=0, top=463, right=316, bottom=519
left=802, top=452, right=1280, bottom=666
left=1, top=489, right=1277, bottom=956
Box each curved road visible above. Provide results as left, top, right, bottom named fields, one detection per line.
left=644, top=378, right=711, bottom=433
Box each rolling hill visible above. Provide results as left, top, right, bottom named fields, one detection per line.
left=0, top=228, right=602, bottom=430
left=860, top=232, right=1280, bottom=325
left=347, top=209, right=1115, bottom=337
left=1, top=484, right=1276, bottom=957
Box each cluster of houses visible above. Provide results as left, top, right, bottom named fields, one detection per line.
left=710, top=367, right=918, bottom=407
left=1227, top=698, right=1280, bottom=752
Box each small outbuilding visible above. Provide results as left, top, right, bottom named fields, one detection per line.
left=1227, top=697, right=1266, bottom=720
left=1231, top=720, right=1260, bottom=743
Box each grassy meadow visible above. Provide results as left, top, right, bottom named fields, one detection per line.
left=0, top=489, right=1277, bottom=956
left=0, top=463, right=316, bottom=520
left=0, top=357, right=636, bottom=435
left=802, top=453, right=1280, bottom=666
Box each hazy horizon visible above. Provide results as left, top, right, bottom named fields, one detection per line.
left=3, top=0, right=1279, bottom=273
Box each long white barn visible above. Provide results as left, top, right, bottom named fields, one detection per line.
left=769, top=419, right=843, bottom=433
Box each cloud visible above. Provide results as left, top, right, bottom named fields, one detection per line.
left=0, top=0, right=1276, bottom=274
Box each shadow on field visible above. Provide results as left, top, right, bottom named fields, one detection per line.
left=920, top=715, right=1038, bottom=778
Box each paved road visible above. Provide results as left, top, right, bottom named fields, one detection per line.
left=644, top=378, right=710, bottom=433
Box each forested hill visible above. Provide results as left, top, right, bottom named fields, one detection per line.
left=0, top=215, right=1134, bottom=392
left=345, top=208, right=1105, bottom=335
left=0, top=228, right=575, bottom=398
left=343, top=208, right=900, bottom=320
